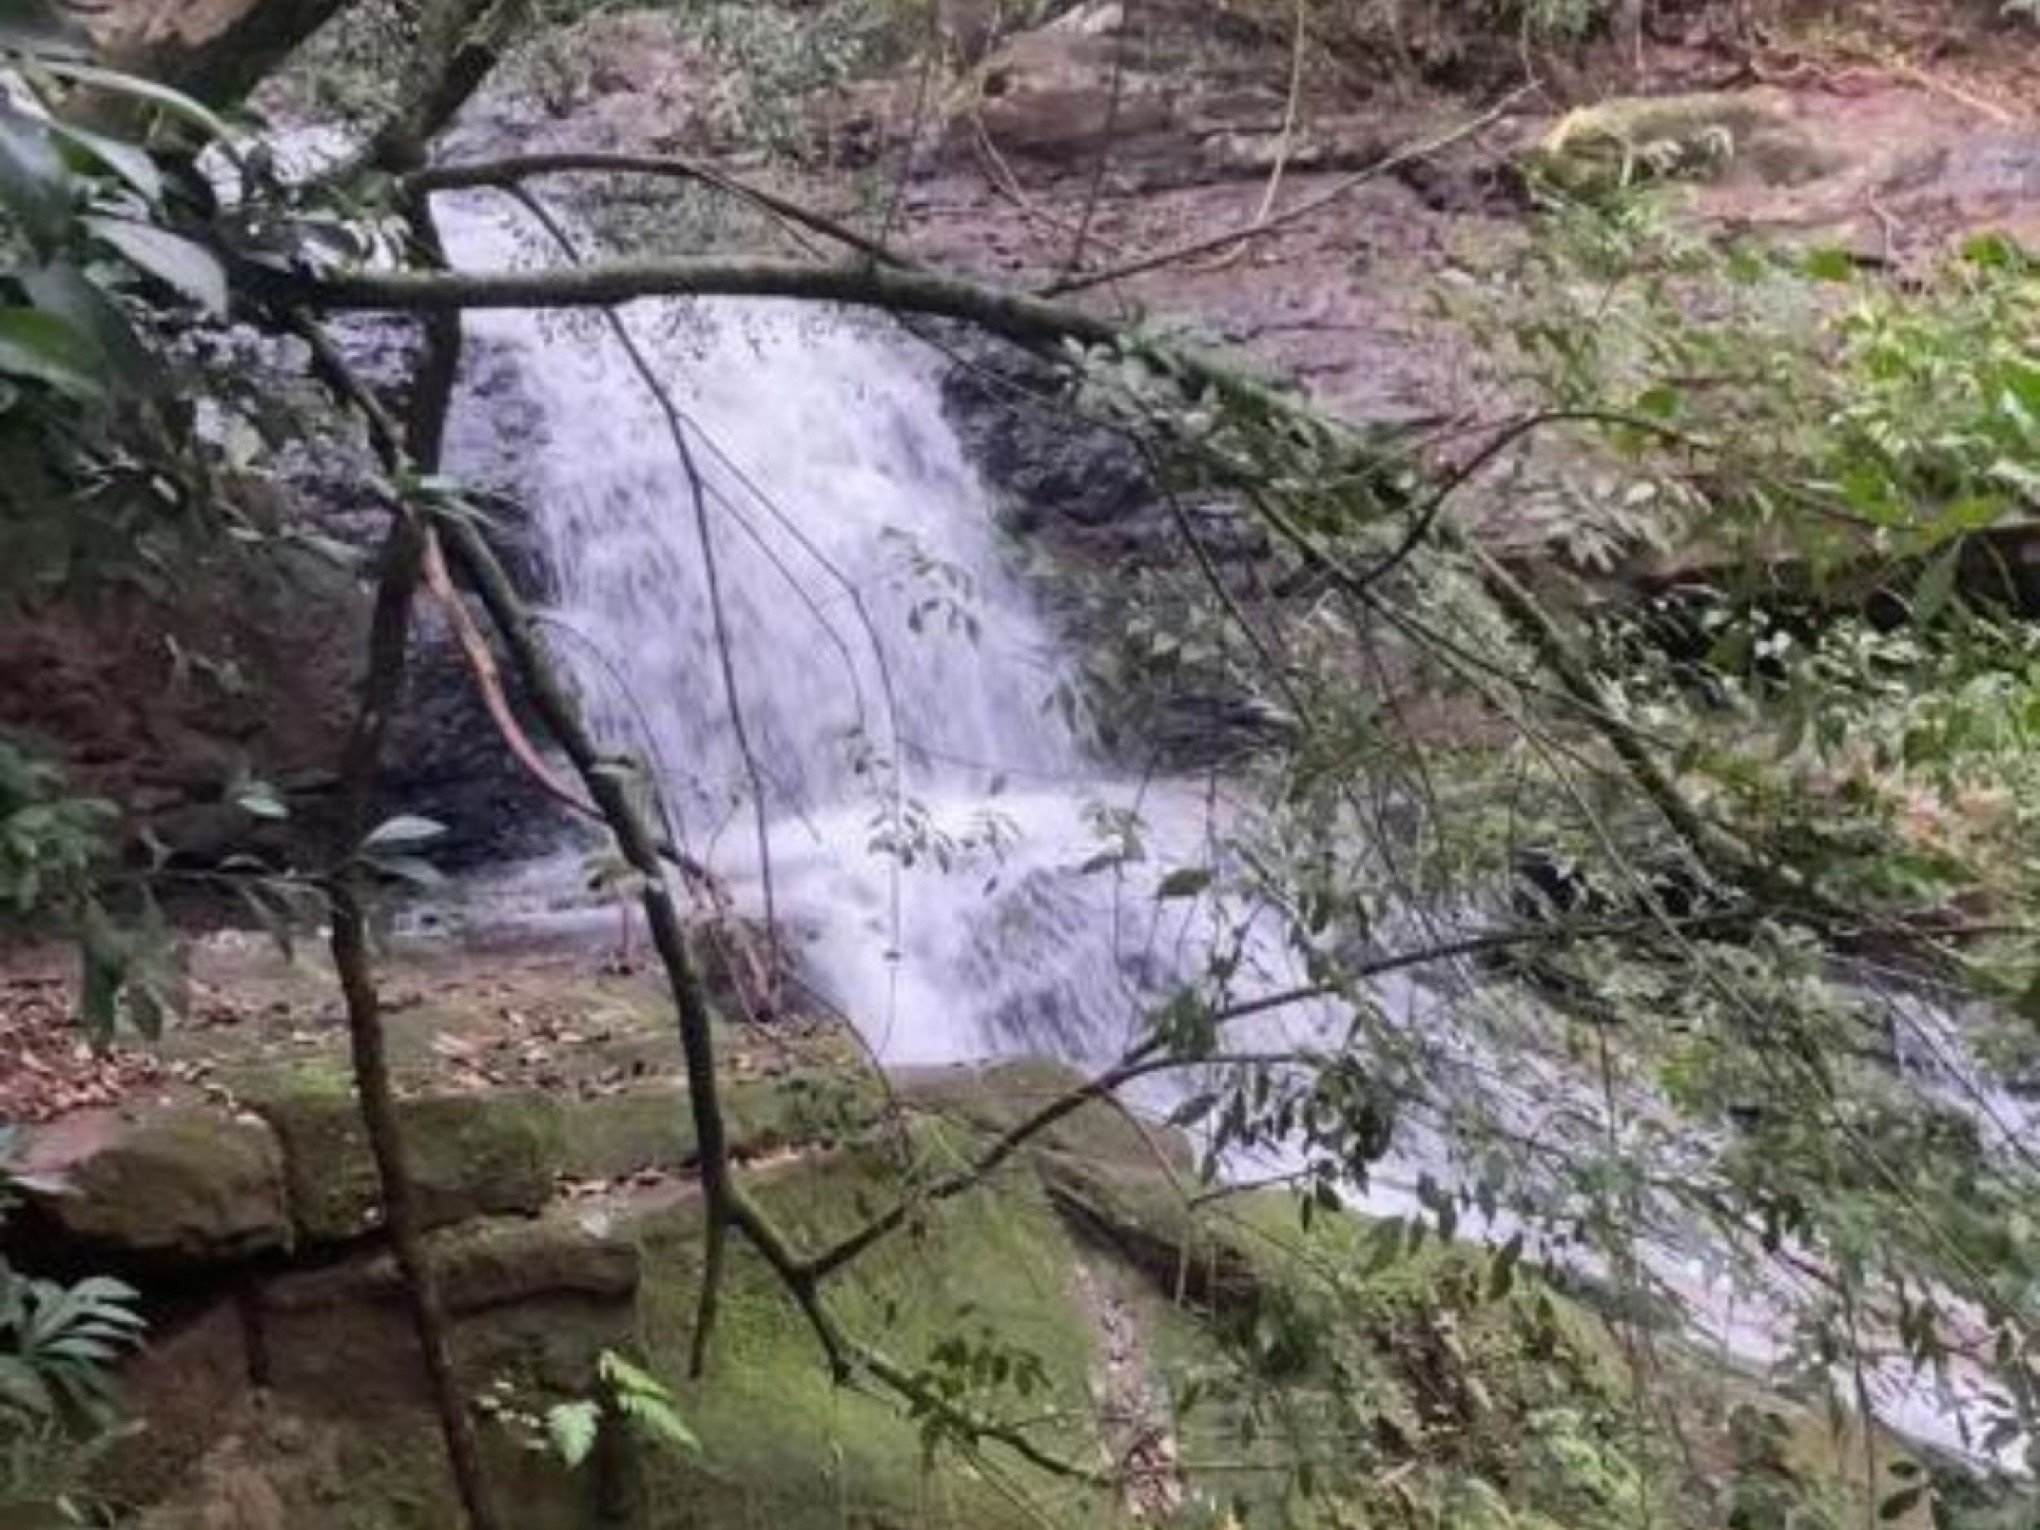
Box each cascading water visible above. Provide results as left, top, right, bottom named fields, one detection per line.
left=434, top=195, right=2027, bottom=1470
left=437, top=197, right=1247, bottom=1066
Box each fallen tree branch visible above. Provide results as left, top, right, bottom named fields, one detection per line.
left=294, top=254, right=1303, bottom=416
left=304, top=255, right=1111, bottom=337
left=409, top=151, right=908, bottom=267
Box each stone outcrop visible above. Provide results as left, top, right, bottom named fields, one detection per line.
left=4, top=952, right=1940, bottom=1530
left=19, top=1105, right=291, bottom=1267
left=83, top=0, right=348, bottom=104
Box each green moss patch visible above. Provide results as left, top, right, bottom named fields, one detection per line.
left=244, top=1068, right=566, bottom=1242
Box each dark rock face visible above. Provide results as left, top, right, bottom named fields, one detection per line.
left=938, top=336, right=1267, bottom=567
left=0, top=317, right=570, bottom=879
left=940, top=348, right=1151, bottom=541
left=937, top=334, right=1283, bottom=768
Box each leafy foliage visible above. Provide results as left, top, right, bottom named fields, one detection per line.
left=0, top=1130, right=145, bottom=1520
left=480, top=1348, right=701, bottom=1470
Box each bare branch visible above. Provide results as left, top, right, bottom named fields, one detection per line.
left=409, top=151, right=909, bottom=267
left=313, top=306, right=504, bottom=1530
left=1039, top=85, right=1534, bottom=297
left=294, top=254, right=1325, bottom=432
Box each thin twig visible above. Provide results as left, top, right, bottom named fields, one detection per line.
left=1040, top=86, right=1531, bottom=296
left=499, top=187, right=783, bottom=993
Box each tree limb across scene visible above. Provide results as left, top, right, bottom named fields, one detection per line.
left=293, top=254, right=1299, bottom=410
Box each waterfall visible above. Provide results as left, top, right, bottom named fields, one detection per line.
left=437, top=198, right=1223, bottom=1064
left=433, top=196, right=2026, bottom=1471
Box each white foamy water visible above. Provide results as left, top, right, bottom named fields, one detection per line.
left=437, top=197, right=1207, bottom=1063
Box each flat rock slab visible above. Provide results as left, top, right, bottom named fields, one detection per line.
left=244, top=1075, right=566, bottom=1244
left=21, top=1105, right=290, bottom=1266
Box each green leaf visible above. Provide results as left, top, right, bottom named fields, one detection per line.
left=616, top=1392, right=700, bottom=1454
left=1879, top=1484, right=1926, bottom=1520
left=1168, top=1091, right=1218, bottom=1127
left=1960, top=232, right=2022, bottom=271
left=597, top=1352, right=663, bottom=1398
left=1910, top=541, right=1962, bottom=623
left=0, top=106, right=73, bottom=247
left=543, top=1401, right=600, bottom=1468
left=0, top=307, right=106, bottom=400
left=362, top=815, right=447, bottom=850
left=1634, top=383, right=1680, bottom=420
left=49, top=121, right=162, bottom=205
left=83, top=216, right=229, bottom=317
left=1801, top=245, right=1858, bottom=283
left=1487, top=1234, right=1524, bottom=1301
left=232, top=779, right=289, bottom=821
left=1156, top=866, right=1213, bottom=899
left=20, top=261, right=155, bottom=393
left=0, top=1355, right=54, bottom=1416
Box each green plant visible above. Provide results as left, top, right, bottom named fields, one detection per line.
left=0, top=1131, right=146, bottom=1521
left=480, top=1349, right=701, bottom=1470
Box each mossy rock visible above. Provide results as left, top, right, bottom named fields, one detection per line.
left=558, top=1068, right=885, bottom=1182
left=897, top=1057, right=1194, bottom=1175
left=19, top=1105, right=291, bottom=1267
left=244, top=1067, right=566, bottom=1242
left=1525, top=92, right=1844, bottom=197
left=613, top=1140, right=1120, bottom=1530
left=1035, top=1150, right=1263, bottom=1313
left=129, top=1406, right=608, bottom=1530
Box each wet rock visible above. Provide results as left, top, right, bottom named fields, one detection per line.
left=244, top=1071, right=566, bottom=1243
left=19, top=1106, right=291, bottom=1268
left=1873, top=130, right=2040, bottom=253
left=937, top=334, right=1283, bottom=766
left=939, top=335, right=1268, bottom=562
left=940, top=346, right=1154, bottom=539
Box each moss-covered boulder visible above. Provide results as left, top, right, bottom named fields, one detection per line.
left=244, top=1066, right=566, bottom=1242
left=19, top=1105, right=291, bottom=1267
left=1525, top=92, right=1843, bottom=197
left=621, top=1142, right=1123, bottom=1530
